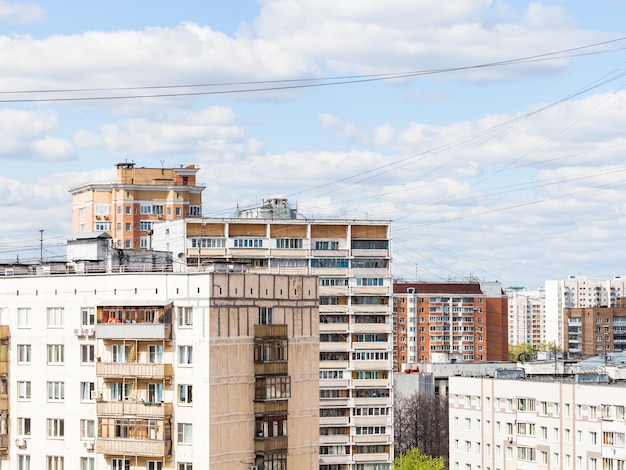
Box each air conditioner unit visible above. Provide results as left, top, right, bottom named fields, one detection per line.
left=84, top=440, right=95, bottom=450
left=85, top=326, right=95, bottom=337
left=157, top=215, right=163, bottom=219
left=90, top=390, right=97, bottom=400
left=96, top=215, right=102, bottom=220
left=507, top=435, right=514, bottom=443
left=104, top=215, right=110, bottom=220
left=15, top=438, right=27, bottom=448
left=74, top=328, right=82, bottom=336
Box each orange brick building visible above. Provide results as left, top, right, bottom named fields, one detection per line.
left=393, top=282, right=508, bottom=370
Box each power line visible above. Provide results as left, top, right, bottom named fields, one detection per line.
left=0, top=36, right=625, bottom=103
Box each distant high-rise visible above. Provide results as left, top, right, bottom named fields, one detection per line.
left=545, top=275, right=626, bottom=347
left=505, top=287, right=545, bottom=347
left=393, top=282, right=508, bottom=369
left=69, top=162, right=204, bottom=249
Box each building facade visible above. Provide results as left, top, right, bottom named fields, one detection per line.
left=152, top=200, right=394, bottom=470
left=69, top=163, right=204, bottom=250
left=392, top=282, right=508, bottom=370
left=565, top=303, right=626, bottom=358
left=449, top=373, right=625, bottom=470
left=505, top=287, right=545, bottom=347
left=0, top=268, right=319, bottom=469
left=545, top=275, right=626, bottom=347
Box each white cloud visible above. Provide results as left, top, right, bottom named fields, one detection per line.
left=0, top=1, right=45, bottom=24
left=0, top=109, right=74, bottom=160
left=0, top=22, right=317, bottom=94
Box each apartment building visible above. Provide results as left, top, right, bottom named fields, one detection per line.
left=69, top=162, right=204, bottom=249
left=505, top=287, right=545, bottom=347
left=0, top=259, right=319, bottom=469
left=392, top=282, right=508, bottom=370
left=449, top=371, right=626, bottom=470
left=152, top=198, right=394, bottom=470
left=565, top=302, right=626, bottom=358
left=545, top=275, right=626, bottom=347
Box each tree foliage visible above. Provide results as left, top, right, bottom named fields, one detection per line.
left=393, top=392, right=448, bottom=466
left=393, top=447, right=445, bottom=470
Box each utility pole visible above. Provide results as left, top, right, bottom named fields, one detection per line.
left=39, top=229, right=44, bottom=264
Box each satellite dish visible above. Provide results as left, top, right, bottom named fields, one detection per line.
left=177, top=253, right=185, bottom=259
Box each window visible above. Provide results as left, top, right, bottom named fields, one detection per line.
left=147, top=383, right=163, bottom=403
left=95, top=204, right=110, bottom=214
left=80, top=457, right=94, bottom=470
left=111, top=382, right=131, bottom=401
left=147, top=462, right=163, bottom=470
left=17, top=308, right=31, bottom=327
left=148, top=345, right=163, bottom=363
left=140, top=220, right=154, bottom=231
left=18, top=381, right=31, bottom=400
left=590, top=431, right=597, bottom=445
left=179, top=346, right=193, bottom=365
left=47, top=456, right=64, bottom=470
left=178, top=464, right=192, bottom=470
left=125, top=206, right=131, bottom=215
left=81, top=382, right=95, bottom=401
left=17, top=417, right=31, bottom=436
left=112, top=344, right=130, bottom=363
left=179, top=384, right=193, bottom=404
left=540, top=451, right=548, bottom=465
left=315, top=241, right=339, bottom=250
left=81, top=307, right=95, bottom=325
left=590, top=405, right=597, bottom=420
left=112, top=459, right=130, bottom=470
left=275, top=238, right=303, bottom=249
left=554, top=403, right=560, bottom=417
left=47, top=307, right=64, bottom=327
left=259, top=307, right=273, bottom=325
left=95, top=221, right=111, bottom=231
left=233, top=238, right=264, bottom=248
left=178, top=307, right=193, bottom=327
left=189, top=205, right=201, bottom=216
left=81, top=419, right=95, bottom=439
left=47, top=418, right=65, bottom=438
left=18, top=455, right=30, bottom=470
left=17, top=344, right=30, bottom=364
left=517, top=398, right=535, bottom=412
left=48, top=382, right=65, bottom=401
left=47, top=344, right=65, bottom=364
left=178, top=423, right=193, bottom=444
left=81, top=344, right=95, bottom=363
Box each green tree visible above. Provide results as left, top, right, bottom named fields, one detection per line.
left=393, top=448, right=444, bottom=470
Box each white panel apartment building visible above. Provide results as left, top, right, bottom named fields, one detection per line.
left=545, top=276, right=626, bottom=347
left=152, top=200, right=394, bottom=470
left=449, top=373, right=626, bottom=470
left=0, top=268, right=321, bottom=470
left=505, top=287, right=545, bottom=347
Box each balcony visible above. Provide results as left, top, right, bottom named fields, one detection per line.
left=254, top=324, right=287, bottom=338
left=0, top=394, right=7, bottom=412
left=96, top=362, right=173, bottom=380
left=254, top=362, right=288, bottom=376
left=254, top=401, right=288, bottom=415
left=96, top=438, right=172, bottom=457
left=97, top=400, right=173, bottom=418
left=254, top=436, right=288, bottom=453
left=353, top=452, right=391, bottom=463
left=0, top=433, right=6, bottom=453
left=0, top=326, right=8, bottom=340
left=96, top=323, right=172, bottom=340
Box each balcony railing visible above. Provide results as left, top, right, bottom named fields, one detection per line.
left=96, top=362, right=173, bottom=379
left=254, top=436, right=288, bottom=453
left=96, top=323, right=172, bottom=340
left=97, top=400, right=173, bottom=418
left=96, top=438, right=172, bottom=457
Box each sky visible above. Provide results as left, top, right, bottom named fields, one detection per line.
left=1, top=1, right=626, bottom=289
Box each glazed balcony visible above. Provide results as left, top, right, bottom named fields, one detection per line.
left=96, top=438, right=172, bottom=457
left=96, top=323, right=172, bottom=340
left=97, top=400, right=173, bottom=418
left=254, top=436, right=288, bottom=453
left=96, top=362, right=173, bottom=380
left=254, top=400, right=288, bottom=415
left=254, top=324, right=287, bottom=338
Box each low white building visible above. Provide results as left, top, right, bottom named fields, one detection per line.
left=449, top=371, right=625, bottom=470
